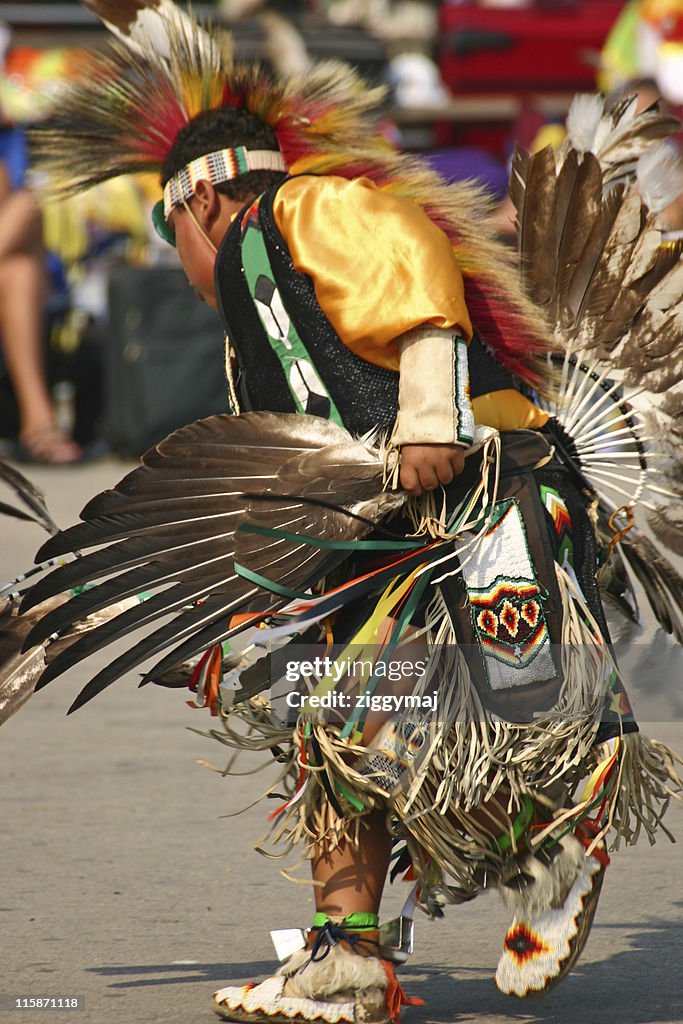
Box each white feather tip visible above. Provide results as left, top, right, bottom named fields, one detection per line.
left=566, top=94, right=606, bottom=154
left=636, top=143, right=683, bottom=214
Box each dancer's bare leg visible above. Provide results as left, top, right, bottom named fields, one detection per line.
left=0, top=254, right=52, bottom=429
left=312, top=810, right=392, bottom=919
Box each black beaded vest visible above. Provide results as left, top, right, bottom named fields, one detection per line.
left=214, top=177, right=514, bottom=434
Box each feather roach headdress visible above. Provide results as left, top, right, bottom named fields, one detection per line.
left=34, top=2, right=389, bottom=199
left=33, top=0, right=560, bottom=390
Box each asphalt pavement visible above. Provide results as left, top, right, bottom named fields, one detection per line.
left=2, top=458, right=682, bottom=1024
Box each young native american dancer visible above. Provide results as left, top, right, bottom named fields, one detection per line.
left=2, top=2, right=682, bottom=1021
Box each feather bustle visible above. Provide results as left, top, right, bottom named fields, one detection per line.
left=517, top=93, right=683, bottom=631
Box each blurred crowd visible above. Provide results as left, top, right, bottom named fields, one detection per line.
left=0, top=0, right=681, bottom=463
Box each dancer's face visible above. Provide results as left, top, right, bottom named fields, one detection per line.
left=169, top=181, right=243, bottom=310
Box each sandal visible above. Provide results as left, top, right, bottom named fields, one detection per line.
left=17, top=425, right=83, bottom=465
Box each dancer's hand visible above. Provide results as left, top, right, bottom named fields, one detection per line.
left=399, top=443, right=465, bottom=496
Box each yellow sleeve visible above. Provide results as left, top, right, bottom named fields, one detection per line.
left=271, top=175, right=472, bottom=371
left=471, top=390, right=549, bottom=431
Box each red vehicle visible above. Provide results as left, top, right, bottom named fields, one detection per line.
left=438, top=1, right=624, bottom=94
left=434, top=1, right=625, bottom=155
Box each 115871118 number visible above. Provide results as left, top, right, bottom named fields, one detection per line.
left=12, top=998, right=83, bottom=1010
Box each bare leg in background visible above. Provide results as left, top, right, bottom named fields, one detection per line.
left=0, top=164, right=81, bottom=462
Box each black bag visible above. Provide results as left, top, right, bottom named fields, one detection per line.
left=104, top=265, right=228, bottom=457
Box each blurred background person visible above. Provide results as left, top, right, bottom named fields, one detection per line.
left=0, top=23, right=81, bottom=463
left=0, top=119, right=82, bottom=463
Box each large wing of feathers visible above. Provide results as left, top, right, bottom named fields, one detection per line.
left=17, top=412, right=403, bottom=713
left=510, top=92, right=683, bottom=642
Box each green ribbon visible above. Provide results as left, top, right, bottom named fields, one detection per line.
left=237, top=522, right=425, bottom=552
left=233, top=561, right=310, bottom=600
left=546, top=769, right=618, bottom=848
left=333, top=780, right=365, bottom=813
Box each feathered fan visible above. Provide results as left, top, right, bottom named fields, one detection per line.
left=511, top=93, right=683, bottom=641
left=8, top=414, right=402, bottom=713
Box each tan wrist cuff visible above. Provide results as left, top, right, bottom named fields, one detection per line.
left=391, top=326, right=474, bottom=446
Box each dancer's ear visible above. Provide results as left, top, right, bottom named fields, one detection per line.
left=193, top=179, right=221, bottom=231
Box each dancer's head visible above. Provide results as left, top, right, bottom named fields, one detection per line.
left=156, top=106, right=287, bottom=307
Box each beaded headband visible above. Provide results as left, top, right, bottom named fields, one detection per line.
left=162, top=145, right=287, bottom=219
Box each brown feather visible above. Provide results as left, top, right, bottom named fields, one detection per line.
left=646, top=508, right=683, bottom=557
left=580, top=191, right=643, bottom=320
left=0, top=594, right=70, bottom=726
left=591, top=241, right=682, bottom=357
left=618, top=532, right=683, bottom=643
left=555, top=154, right=604, bottom=334
left=620, top=304, right=683, bottom=391
left=0, top=457, right=58, bottom=534
left=622, top=220, right=665, bottom=286
left=564, top=187, right=624, bottom=333
left=508, top=144, right=528, bottom=229
left=81, top=0, right=160, bottom=33
left=517, top=145, right=559, bottom=308
left=546, top=148, right=578, bottom=322
left=599, top=114, right=683, bottom=187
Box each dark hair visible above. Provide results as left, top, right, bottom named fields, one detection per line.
left=161, top=105, right=287, bottom=200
